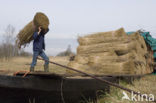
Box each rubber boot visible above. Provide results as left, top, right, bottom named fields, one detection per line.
left=44, top=64, right=49, bottom=72
left=30, top=67, right=34, bottom=72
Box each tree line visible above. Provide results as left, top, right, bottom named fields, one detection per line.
left=0, top=25, right=31, bottom=60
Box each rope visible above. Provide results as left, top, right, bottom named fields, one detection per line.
left=38, top=57, right=156, bottom=102
left=14, top=71, right=30, bottom=77
left=60, top=79, right=65, bottom=103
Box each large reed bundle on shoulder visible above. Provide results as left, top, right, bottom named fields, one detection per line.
left=16, top=21, right=34, bottom=48
left=16, top=12, right=49, bottom=48
left=33, top=12, right=49, bottom=30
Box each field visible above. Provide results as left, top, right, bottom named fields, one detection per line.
left=92, top=75, right=156, bottom=103
left=0, top=56, right=70, bottom=75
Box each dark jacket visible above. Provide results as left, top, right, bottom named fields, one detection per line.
left=33, top=32, right=45, bottom=52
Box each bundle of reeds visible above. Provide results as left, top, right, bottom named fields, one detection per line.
left=77, top=41, right=137, bottom=55
left=16, top=12, right=49, bottom=48
left=33, top=12, right=49, bottom=30
left=78, top=28, right=127, bottom=45
left=16, top=21, right=34, bottom=48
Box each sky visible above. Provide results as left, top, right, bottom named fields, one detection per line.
left=0, top=0, right=156, bottom=55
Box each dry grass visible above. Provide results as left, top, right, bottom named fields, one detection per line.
left=0, top=56, right=70, bottom=75
left=94, top=75, right=156, bottom=103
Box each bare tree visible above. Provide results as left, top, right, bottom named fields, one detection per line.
left=0, top=25, right=32, bottom=60
left=0, top=25, right=18, bottom=60
left=3, top=24, right=15, bottom=44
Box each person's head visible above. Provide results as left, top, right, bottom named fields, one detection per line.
left=40, top=27, right=49, bottom=35
left=32, top=21, right=49, bottom=34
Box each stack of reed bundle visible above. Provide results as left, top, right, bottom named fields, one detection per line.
left=66, top=28, right=153, bottom=75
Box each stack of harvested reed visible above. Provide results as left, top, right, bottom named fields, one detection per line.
left=16, top=12, right=49, bottom=48
left=67, top=28, right=153, bottom=75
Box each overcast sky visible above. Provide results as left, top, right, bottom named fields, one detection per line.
left=0, top=0, right=156, bottom=55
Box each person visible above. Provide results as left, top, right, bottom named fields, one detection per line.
left=30, top=26, right=49, bottom=72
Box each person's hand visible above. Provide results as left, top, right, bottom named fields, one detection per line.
left=38, top=26, right=42, bottom=35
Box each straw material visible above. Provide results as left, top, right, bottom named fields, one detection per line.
left=88, top=56, right=127, bottom=64
left=128, top=32, right=147, bottom=51
left=78, top=36, right=132, bottom=46
left=33, top=12, right=49, bottom=30
left=74, top=55, right=89, bottom=64
left=67, top=61, right=91, bottom=74
left=78, top=28, right=127, bottom=45
left=77, top=41, right=137, bottom=55
left=67, top=28, right=153, bottom=75
left=89, top=60, right=136, bottom=74
left=16, top=21, right=35, bottom=48
left=73, top=51, right=118, bottom=65
left=16, top=12, right=49, bottom=48
left=82, top=28, right=126, bottom=38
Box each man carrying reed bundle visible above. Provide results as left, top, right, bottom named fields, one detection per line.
left=16, top=12, right=50, bottom=72
left=30, top=12, right=50, bottom=72
left=30, top=25, right=49, bottom=72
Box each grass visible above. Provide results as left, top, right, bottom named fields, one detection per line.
left=90, top=75, right=156, bottom=103
left=0, top=56, right=70, bottom=74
